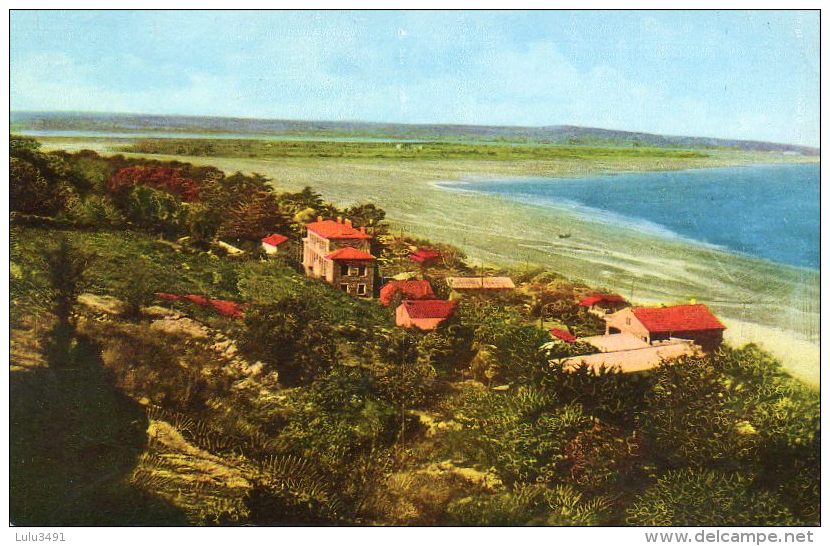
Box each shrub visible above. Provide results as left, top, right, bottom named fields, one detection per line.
left=626, top=469, right=796, bottom=526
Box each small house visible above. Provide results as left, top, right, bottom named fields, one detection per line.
left=409, top=248, right=441, bottom=265
left=604, top=303, right=726, bottom=351
left=261, top=233, right=290, bottom=255
left=579, top=293, right=627, bottom=315
left=379, top=280, right=435, bottom=306
left=395, top=299, right=456, bottom=330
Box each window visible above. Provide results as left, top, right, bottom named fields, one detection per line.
left=357, top=265, right=367, bottom=277
left=340, top=283, right=349, bottom=293
left=340, top=264, right=349, bottom=276
left=625, top=317, right=631, bottom=325
left=356, top=284, right=367, bottom=296
left=349, top=266, right=360, bottom=276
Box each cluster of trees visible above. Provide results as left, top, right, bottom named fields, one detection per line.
left=9, top=136, right=394, bottom=254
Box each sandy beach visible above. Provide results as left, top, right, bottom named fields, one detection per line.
left=38, top=137, right=821, bottom=386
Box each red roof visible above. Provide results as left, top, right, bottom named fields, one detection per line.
left=631, top=304, right=726, bottom=333
left=400, top=299, right=456, bottom=320
left=549, top=328, right=577, bottom=343
left=261, top=233, right=289, bottom=246
left=155, top=292, right=244, bottom=319
left=209, top=299, right=244, bottom=319
left=306, top=219, right=372, bottom=240
left=379, top=280, right=435, bottom=306
left=409, top=248, right=441, bottom=263
left=580, top=293, right=626, bottom=307
left=184, top=294, right=210, bottom=306
left=326, top=246, right=376, bottom=261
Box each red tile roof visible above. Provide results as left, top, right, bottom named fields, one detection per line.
left=261, top=233, right=289, bottom=246
left=380, top=280, right=435, bottom=306
left=209, top=299, right=244, bottom=319
left=400, top=299, right=456, bottom=319
left=409, top=248, right=441, bottom=263
left=326, top=246, right=376, bottom=261
left=155, top=292, right=244, bottom=319
left=632, top=304, right=726, bottom=333
left=184, top=294, right=210, bottom=306
left=549, top=328, right=577, bottom=343
left=306, top=219, right=372, bottom=240
left=580, top=293, right=626, bottom=307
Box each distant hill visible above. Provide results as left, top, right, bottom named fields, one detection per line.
left=10, top=111, right=819, bottom=155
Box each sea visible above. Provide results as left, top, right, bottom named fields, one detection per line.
left=440, top=163, right=819, bottom=270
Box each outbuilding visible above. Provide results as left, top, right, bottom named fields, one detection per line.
left=604, top=303, right=726, bottom=351
left=395, top=299, right=456, bottom=330
left=261, top=233, right=290, bottom=255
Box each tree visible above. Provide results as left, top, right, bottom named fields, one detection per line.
left=186, top=203, right=222, bottom=246
left=241, top=297, right=338, bottom=386
left=115, top=259, right=158, bottom=320
left=121, top=186, right=187, bottom=238
left=41, top=236, right=95, bottom=367
left=372, top=329, right=437, bottom=444
left=61, top=195, right=125, bottom=228
left=106, top=166, right=201, bottom=202
left=216, top=193, right=291, bottom=244
left=10, top=146, right=77, bottom=216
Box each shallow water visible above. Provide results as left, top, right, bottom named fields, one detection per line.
left=445, top=164, right=819, bottom=270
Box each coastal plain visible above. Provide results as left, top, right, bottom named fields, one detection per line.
left=36, top=136, right=820, bottom=385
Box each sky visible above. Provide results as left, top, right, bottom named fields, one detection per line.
left=10, top=10, right=820, bottom=146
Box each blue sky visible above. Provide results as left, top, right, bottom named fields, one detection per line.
left=10, top=10, right=819, bottom=146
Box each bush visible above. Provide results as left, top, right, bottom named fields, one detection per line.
left=626, top=469, right=796, bottom=526
left=241, top=297, right=338, bottom=386
left=448, top=484, right=610, bottom=526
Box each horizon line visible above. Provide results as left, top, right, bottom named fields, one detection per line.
left=10, top=109, right=819, bottom=150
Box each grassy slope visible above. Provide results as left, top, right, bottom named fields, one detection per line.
left=37, top=137, right=820, bottom=385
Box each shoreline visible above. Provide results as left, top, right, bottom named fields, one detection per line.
left=432, top=167, right=820, bottom=275
left=34, top=137, right=820, bottom=386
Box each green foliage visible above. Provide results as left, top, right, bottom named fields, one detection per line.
left=10, top=154, right=77, bottom=216
left=241, top=296, right=338, bottom=386
left=8, top=135, right=820, bottom=526
left=61, top=194, right=126, bottom=228
left=120, top=185, right=188, bottom=238
left=448, top=484, right=611, bottom=526
left=540, top=339, right=595, bottom=359
left=115, top=258, right=159, bottom=319
left=544, top=363, right=655, bottom=428
left=42, top=235, right=94, bottom=327
left=457, top=299, right=551, bottom=384
left=272, top=369, right=398, bottom=488
left=122, top=137, right=709, bottom=161
left=448, top=386, right=591, bottom=485
left=626, top=469, right=796, bottom=526
left=245, top=455, right=341, bottom=524
left=215, top=192, right=291, bottom=244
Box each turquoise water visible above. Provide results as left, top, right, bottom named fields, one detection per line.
left=445, top=164, right=819, bottom=269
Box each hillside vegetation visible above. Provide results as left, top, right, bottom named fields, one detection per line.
left=119, top=138, right=708, bottom=161
left=9, top=135, right=820, bottom=526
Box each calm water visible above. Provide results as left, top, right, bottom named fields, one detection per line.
left=449, top=164, right=819, bottom=269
